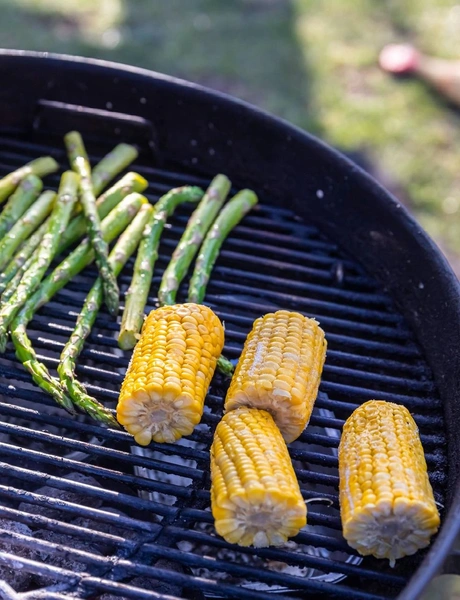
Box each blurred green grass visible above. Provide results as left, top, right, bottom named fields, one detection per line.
left=1, top=0, right=460, bottom=268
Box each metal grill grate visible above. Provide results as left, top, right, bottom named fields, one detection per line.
left=0, top=133, right=447, bottom=600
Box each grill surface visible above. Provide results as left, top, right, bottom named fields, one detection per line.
left=0, top=132, right=448, bottom=600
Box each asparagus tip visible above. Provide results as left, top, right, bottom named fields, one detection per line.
left=217, top=355, right=235, bottom=377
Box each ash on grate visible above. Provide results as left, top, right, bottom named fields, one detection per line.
left=97, top=560, right=187, bottom=600
left=131, top=438, right=199, bottom=505
left=0, top=520, right=35, bottom=592
left=18, top=472, right=104, bottom=519
left=0, top=481, right=146, bottom=592
left=0, top=383, right=106, bottom=460
left=177, top=519, right=360, bottom=593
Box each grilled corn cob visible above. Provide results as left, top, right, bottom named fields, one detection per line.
left=339, top=400, right=440, bottom=566
left=224, top=310, right=326, bottom=443
left=117, top=303, right=225, bottom=445
left=211, top=406, right=306, bottom=547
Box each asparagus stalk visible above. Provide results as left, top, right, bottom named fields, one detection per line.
left=204, top=191, right=258, bottom=379
left=65, top=131, right=120, bottom=316
left=158, top=174, right=231, bottom=306
left=20, top=193, right=146, bottom=315
left=91, top=143, right=139, bottom=196
left=118, top=185, right=204, bottom=350
left=59, top=171, right=147, bottom=255
left=188, top=190, right=258, bottom=303
left=10, top=193, right=146, bottom=412
left=0, top=190, right=56, bottom=273
left=58, top=203, right=154, bottom=426
left=0, top=175, right=43, bottom=240
left=0, top=172, right=80, bottom=351
left=0, top=156, right=58, bottom=204
left=0, top=223, right=48, bottom=295
left=0, top=171, right=147, bottom=296
left=1, top=259, right=31, bottom=304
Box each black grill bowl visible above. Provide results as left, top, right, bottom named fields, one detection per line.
left=0, top=50, right=458, bottom=600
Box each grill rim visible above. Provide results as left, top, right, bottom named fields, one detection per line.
left=0, top=48, right=458, bottom=599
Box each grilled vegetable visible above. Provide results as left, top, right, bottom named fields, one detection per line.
left=118, top=185, right=204, bottom=351
left=59, top=171, right=148, bottom=255
left=211, top=406, right=306, bottom=547
left=0, top=190, right=56, bottom=273
left=11, top=193, right=146, bottom=411
left=58, top=203, right=154, bottom=426
left=0, top=156, right=58, bottom=204
left=186, top=187, right=258, bottom=379
left=0, top=224, right=47, bottom=296
left=1, top=257, right=33, bottom=304
left=0, top=172, right=147, bottom=296
left=188, top=189, right=258, bottom=303
left=91, top=143, right=138, bottom=196
left=117, top=303, right=225, bottom=445
left=339, top=400, right=440, bottom=566
left=158, top=174, right=231, bottom=306
left=65, top=131, right=119, bottom=316
left=0, top=172, right=80, bottom=352
left=0, top=174, right=43, bottom=240
left=224, top=310, right=326, bottom=443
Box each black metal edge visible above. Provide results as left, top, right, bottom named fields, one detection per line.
left=0, top=49, right=458, bottom=599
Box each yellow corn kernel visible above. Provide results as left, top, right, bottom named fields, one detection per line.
left=224, top=310, right=326, bottom=443
left=117, top=303, right=224, bottom=445
left=339, top=400, right=440, bottom=566
left=211, top=407, right=306, bottom=547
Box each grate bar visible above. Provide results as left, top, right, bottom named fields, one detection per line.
left=0, top=506, right=130, bottom=550
left=0, top=420, right=205, bottom=479
left=0, top=442, right=192, bottom=499
left=142, top=541, right=407, bottom=586
left=0, top=535, right=392, bottom=600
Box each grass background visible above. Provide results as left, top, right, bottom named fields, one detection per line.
left=1, top=0, right=459, bottom=271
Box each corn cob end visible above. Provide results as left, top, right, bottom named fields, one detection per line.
left=339, top=400, right=440, bottom=566
left=117, top=390, right=204, bottom=445
left=117, top=303, right=225, bottom=445
left=211, top=407, right=307, bottom=547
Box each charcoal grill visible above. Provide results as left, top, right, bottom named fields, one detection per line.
left=0, top=49, right=458, bottom=600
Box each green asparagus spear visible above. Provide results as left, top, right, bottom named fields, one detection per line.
left=91, top=144, right=138, bottom=196
left=158, top=174, right=231, bottom=306
left=0, top=156, right=58, bottom=204
left=0, top=190, right=56, bottom=273
left=0, top=223, right=47, bottom=295
left=59, top=171, right=147, bottom=255
left=118, top=186, right=204, bottom=350
left=65, top=131, right=120, bottom=316
left=1, top=259, right=30, bottom=303
left=203, top=190, right=258, bottom=378
left=58, top=203, right=154, bottom=426
left=0, top=175, right=43, bottom=240
left=10, top=193, right=146, bottom=412
left=188, top=190, right=258, bottom=303
left=0, top=171, right=148, bottom=296
left=0, top=172, right=80, bottom=351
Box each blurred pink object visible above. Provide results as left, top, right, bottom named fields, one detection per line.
left=379, top=43, right=460, bottom=107
left=379, top=44, right=420, bottom=74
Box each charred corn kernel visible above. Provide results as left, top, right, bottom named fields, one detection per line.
left=339, top=400, right=440, bottom=566
left=211, top=407, right=306, bottom=547
left=224, top=310, right=326, bottom=443
left=117, top=303, right=224, bottom=445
